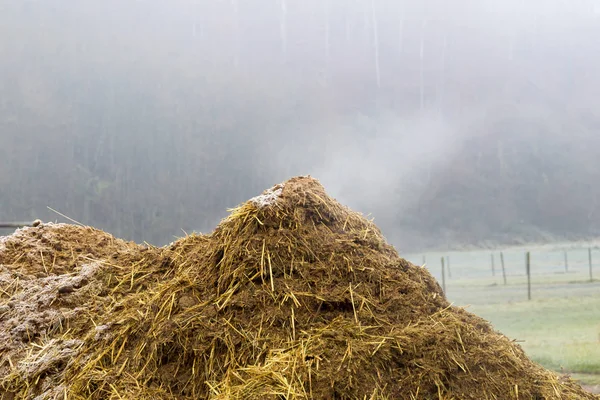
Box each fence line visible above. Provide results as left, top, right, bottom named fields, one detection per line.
left=415, top=246, right=597, bottom=301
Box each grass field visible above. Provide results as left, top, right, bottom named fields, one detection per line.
left=403, top=244, right=600, bottom=390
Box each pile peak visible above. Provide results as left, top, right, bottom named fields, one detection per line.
left=0, top=176, right=597, bottom=399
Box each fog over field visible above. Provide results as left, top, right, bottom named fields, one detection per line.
left=2, top=1, right=600, bottom=251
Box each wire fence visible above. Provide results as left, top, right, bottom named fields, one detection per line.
left=404, top=245, right=600, bottom=304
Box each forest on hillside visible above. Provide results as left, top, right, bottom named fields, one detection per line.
left=1, top=1, right=600, bottom=251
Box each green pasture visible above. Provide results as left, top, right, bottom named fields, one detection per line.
left=403, top=244, right=600, bottom=387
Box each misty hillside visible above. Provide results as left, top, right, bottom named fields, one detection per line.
left=1, top=1, right=600, bottom=252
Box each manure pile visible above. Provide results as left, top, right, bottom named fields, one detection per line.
left=0, top=176, right=597, bottom=399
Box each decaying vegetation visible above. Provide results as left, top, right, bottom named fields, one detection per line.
left=1, top=176, right=597, bottom=399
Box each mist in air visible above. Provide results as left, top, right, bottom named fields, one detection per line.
left=1, top=1, right=600, bottom=252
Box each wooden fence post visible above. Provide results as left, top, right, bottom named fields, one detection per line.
left=446, top=256, right=451, bottom=278
left=589, top=248, right=593, bottom=282
left=491, top=254, right=496, bottom=276
left=441, top=257, right=446, bottom=294
left=500, top=252, right=507, bottom=285
left=526, top=251, right=531, bottom=300
left=0, top=222, right=37, bottom=228
left=564, top=250, right=568, bottom=273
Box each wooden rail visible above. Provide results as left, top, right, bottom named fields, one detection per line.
left=0, top=220, right=41, bottom=228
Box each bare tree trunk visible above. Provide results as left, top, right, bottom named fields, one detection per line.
left=420, top=19, right=427, bottom=111
left=114, top=168, right=122, bottom=238
left=192, top=1, right=198, bottom=38
left=325, top=0, right=330, bottom=69
left=345, top=3, right=351, bottom=44
left=280, top=0, right=287, bottom=60
left=362, top=0, right=368, bottom=33
left=438, top=33, right=447, bottom=114
left=398, top=14, right=404, bottom=55
left=588, top=191, right=597, bottom=221
left=232, top=0, right=240, bottom=67
left=370, top=0, right=381, bottom=88
left=497, top=140, right=506, bottom=176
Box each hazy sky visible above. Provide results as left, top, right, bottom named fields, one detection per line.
left=2, top=1, right=600, bottom=249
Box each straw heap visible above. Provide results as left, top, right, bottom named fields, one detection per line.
left=0, top=176, right=597, bottom=399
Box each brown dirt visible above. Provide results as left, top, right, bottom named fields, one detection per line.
left=1, top=176, right=598, bottom=399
